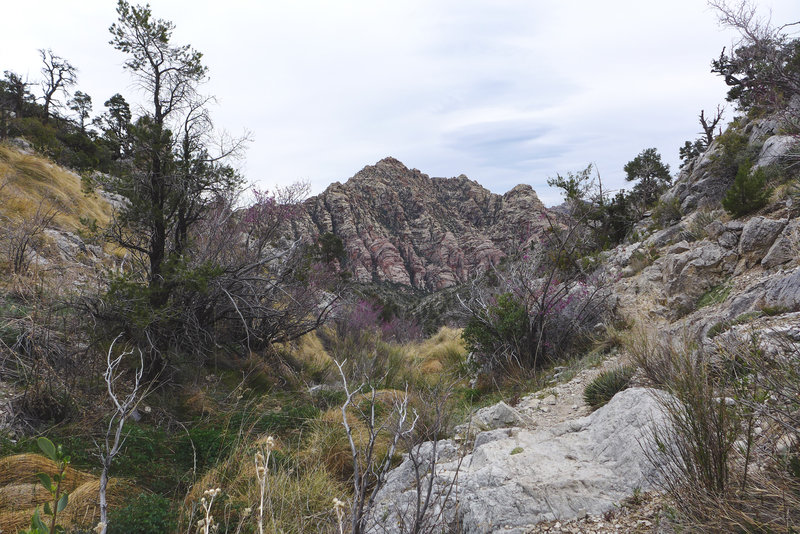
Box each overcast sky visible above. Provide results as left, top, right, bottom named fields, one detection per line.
left=2, top=1, right=798, bottom=205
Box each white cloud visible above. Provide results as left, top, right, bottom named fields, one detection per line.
left=1, top=0, right=798, bottom=205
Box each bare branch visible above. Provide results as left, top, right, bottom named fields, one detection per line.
left=98, top=334, right=147, bottom=534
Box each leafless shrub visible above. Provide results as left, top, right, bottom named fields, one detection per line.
left=0, top=198, right=58, bottom=274
left=382, top=383, right=465, bottom=534
left=333, top=360, right=418, bottom=534
left=97, top=335, right=146, bottom=534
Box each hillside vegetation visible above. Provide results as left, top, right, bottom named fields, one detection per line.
left=0, top=144, right=112, bottom=231
left=1, top=0, right=799, bottom=533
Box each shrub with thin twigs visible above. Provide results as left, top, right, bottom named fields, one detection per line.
left=632, top=328, right=800, bottom=532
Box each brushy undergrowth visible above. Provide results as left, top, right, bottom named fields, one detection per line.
left=630, top=327, right=800, bottom=532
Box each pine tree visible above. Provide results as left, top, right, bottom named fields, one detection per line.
left=722, top=163, right=771, bottom=217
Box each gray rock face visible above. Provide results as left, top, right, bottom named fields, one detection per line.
left=369, top=388, right=670, bottom=533
left=725, top=266, right=800, bottom=317
left=761, top=267, right=800, bottom=312
left=762, top=220, right=800, bottom=269
left=739, top=217, right=786, bottom=266
left=754, top=135, right=798, bottom=169
left=660, top=242, right=737, bottom=314
left=454, top=401, right=528, bottom=437
left=670, top=145, right=732, bottom=212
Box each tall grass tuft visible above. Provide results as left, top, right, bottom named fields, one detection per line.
left=583, top=365, right=635, bottom=409
left=0, top=143, right=112, bottom=232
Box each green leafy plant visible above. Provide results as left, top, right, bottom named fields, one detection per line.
left=462, top=293, right=528, bottom=369
left=710, top=129, right=760, bottom=180
left=22, top=437, right=71, bottom=534
left=583, top=365, right=635, bottom=409
left=651, top=197, right=682, bottom=228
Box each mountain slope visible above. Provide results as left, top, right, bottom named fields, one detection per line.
left=295, top=157, right=549, bottom=290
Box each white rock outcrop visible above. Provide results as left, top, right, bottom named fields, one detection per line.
left=369, top=388, right=670, bottom=533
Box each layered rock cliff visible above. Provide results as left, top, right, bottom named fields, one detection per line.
left=294, top=157, right=548, bottom=290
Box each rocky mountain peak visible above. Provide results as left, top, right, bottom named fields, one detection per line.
left=296, top=159, right=549, bottom=290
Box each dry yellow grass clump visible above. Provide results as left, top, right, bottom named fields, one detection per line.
left=182, top=435, right=346, bottom=534
left=0, top=143, right=112, bottom=232
left=301, top=387, right=423, bottom=487
left=410, top=326, right=467, bottom=380
left=279, top=331, right=335, bottom=380
left=0, top=453, right=131, bottom=531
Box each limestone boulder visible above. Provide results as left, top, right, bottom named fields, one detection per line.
left=660, top=242, right=737, bottom=314
left=762, top=220, right=800, bottom=269
left=369, top=388, right=671, bottom=534
left=754, top=135, right=798, bottom=169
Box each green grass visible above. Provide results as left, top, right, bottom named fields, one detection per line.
left=697, top=284, right=732, bottom=309
left=583, top=365, right=636, bottom=409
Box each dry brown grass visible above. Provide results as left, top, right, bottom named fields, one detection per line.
left=303, top=389, right=407, bottom=481
left=0, top=143, right=112, bottom=232
left=0, top=454, right=131, bottom=531
left=274, top=331, right=335, bottom=381
left=291, top=331, right=333, bottom=370
left=0, top=454, right=94, bottom=488
left=405, top=326, right=467, bottom=385
left=630, top=326, right=800, bottom=533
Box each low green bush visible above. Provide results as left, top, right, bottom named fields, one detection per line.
left=107, top=493, right=175, bottom=534
left=711, top=129, right=761, bottom=180
left=696, top=284, right=731, bottom=309
left=583, top=365, right=635, bottom=409
left=651, top=197, right=682, bottom=228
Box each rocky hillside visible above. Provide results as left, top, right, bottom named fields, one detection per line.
left=294, top=157, right=549, bottom=290
left=607, top=116, right=799, bottom=341
left=368, top=115, right=800, bottom=532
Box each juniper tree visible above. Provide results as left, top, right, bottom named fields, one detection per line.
left=108, top=0, right=241, bottom=306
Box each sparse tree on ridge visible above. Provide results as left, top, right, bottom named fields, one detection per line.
left=98, top=1, right=335, bottom=362
left=679, top=106, right=725, bottom=167
left=95, top=93, right=133, bottom=158
left=624, top=148, right=672, bottom=213
left=39, top=48, right=77, bottom=120
left=68, top=90, right=92, bottom=133
left=709, top=0, right=800, bottom=112
left=108, top=0, right=239, bottom=306
left=0, top=71, right=34, bottom=118
left=699, top=106, right=725, bottom=147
